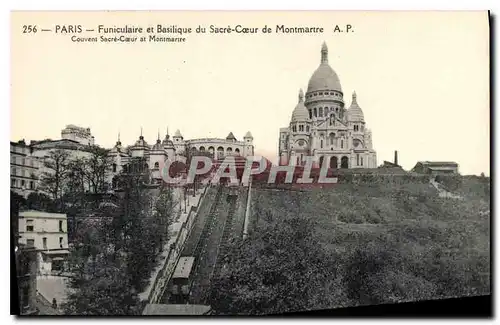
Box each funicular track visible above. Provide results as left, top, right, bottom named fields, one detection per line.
left=161, top=185, right=222, bottom=304
left=188, top=186, right=233, bottom=304
left=210, top=193, right=238, bottom=281
left=189, top=185, right=224, bottom=261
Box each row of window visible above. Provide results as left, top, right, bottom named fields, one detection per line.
left=25, top=220, right=65, bottom=233
left=194, top=146, right=241, bottom=153
left=306, top=91, right=341, bottom=99
left=313, top=154, right=364, bottom=167
left=309, top=106, right=341, bottom=119
left=11, top=168, right=36, bottom=178
left=353, top=125, right=364, bottom=132
left=319, top=139, right=344, bottom=149
left=292, top=125, right=310, bottom=133
left=25, top=237, right=65, bottom=249
left=11, top=178, right=35, bottom=189
left=10, top=146, right=30, bottom=155
left=10, top=156, right=38, bottom=167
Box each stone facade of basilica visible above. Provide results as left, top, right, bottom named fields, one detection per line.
left=279, top=42, right=377, bottom=169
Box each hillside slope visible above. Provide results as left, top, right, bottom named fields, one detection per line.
left=210, top=177, right=490, bottom=315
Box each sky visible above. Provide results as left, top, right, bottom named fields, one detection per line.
left=10, top=11, right=490, bottom=175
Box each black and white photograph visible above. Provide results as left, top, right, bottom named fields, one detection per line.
left=9, top=9, right=491, bottom=317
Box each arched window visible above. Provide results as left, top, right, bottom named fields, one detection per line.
left=112, top=163, right=117, bottom=172
left=308, top=109, right=312, bottom=119
left=314, top=107, right=317, bottom=117
left=217, top=146, right=224, bottom=159
left=320, top=140, right=323, bottom=148
left=154, top=162, right=159, bottom=169
left=341, top=156, right=349, bottom=168
left=199, top=146, right=205, bottom=151
left=235, top=148, right=240, bottom=155
left=319, top=107, right=323, bottom=117
left=341, top=140, right=344, bottom=149
left=306, top=126, right=310, bottom=132
left=329, top=133, right=336, bottom=145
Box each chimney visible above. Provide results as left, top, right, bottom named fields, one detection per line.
left=394, top=150, right=398, bottom=166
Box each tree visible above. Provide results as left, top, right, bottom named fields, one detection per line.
left=39, top=149, right=71, bottom=210
left=111, top=157, right=162, bottom=292
left=25, top=192, right=56, bottom=212
left=82, top=146, right=112, bottom=193
left=64, top=209, right=141, bottom=316
left=153, top=184, right=176, bottom=252
left=210, top=215, right=345, bottom=315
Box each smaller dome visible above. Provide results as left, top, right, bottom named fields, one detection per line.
left=347, top=91, right=365, bottom=122
left=162, top=134, right=174, bottom=147
left=291, top=89, right=310, bottom=122
left=152, top=139, right=163, bottom=150
left=244, top=131, right=253, bottom=139
left=174, top=129, right=183, bottom=138
left=134, top=134, right=149, bottom=148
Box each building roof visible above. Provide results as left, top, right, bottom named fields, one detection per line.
left=428, top=166, right=459, bottom=171
left=151, top=139, right=163, bottom=150
left=143, top=304, right=211, bottom=315
left=226, top=132, right=237, bottom=141
left=418, top=161, right=459, bottom=167
left=41, top=250, right=70, bottom=255
left=244, top=131, right=253, bottom=138
left=172, top=256, right=195, bottom=278
left=132, top=135, right=149, bottom=149
left=307, top=42, right=342, bottom=93
left=31, top=139, right=89, bottom=151
left=347, top=91, right=365, bottom=122
left=19, top=210, right=67, bottom=219
left=291, top=89, right=310, bottom=122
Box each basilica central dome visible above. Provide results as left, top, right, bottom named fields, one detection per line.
left=306, top=42, right=342, bottom=93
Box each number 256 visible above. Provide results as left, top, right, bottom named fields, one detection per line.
left=22, top=25, right=37, bottom=33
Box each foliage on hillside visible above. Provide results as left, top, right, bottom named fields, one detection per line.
left=436, top=174, right=490, bottom=200
left=21, top=153, right=177, bottom=315
left=210, top=179, right=490, bottom=314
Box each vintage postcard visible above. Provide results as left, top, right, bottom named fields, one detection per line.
left=10, top=11, right=490, bottom=316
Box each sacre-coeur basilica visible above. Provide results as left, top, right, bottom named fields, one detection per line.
left=279, top=42, right=377, bottom=169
